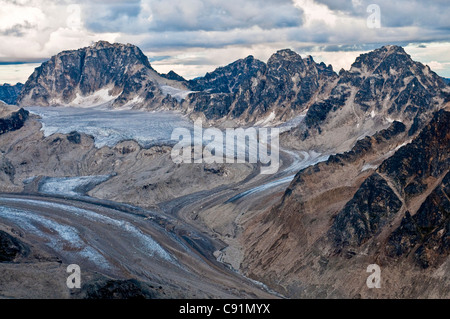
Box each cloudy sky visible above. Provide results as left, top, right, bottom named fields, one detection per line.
left=1, top=0, right=449, bottom=84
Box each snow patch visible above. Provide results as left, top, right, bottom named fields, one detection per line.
left=39, top=175, right=111, bottom=197
left=361, top=163, right=378, bottom=172
left=255, top=111, right=276, bottom=126
left=69, top=88, right=120, bottom=107
left=160, top=85, right=193, bottom=102
left=26, top=106, right=192, bottom=148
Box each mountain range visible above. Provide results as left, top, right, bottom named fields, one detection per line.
left=10, top=42, right=449, bottom=151
left=0, top=41, right=449, bottom=298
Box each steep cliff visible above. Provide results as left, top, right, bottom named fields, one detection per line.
left=243, top=110, right=450, bottom=298
left=17, top=41, right=188, bottom=109
left=185, top=49, right=337, bottom=122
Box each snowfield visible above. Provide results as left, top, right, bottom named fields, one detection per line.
left=26, top=106, right=192, bottom=148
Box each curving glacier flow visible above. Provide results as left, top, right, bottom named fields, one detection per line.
left=0, top=197, right=177, bottom=264
left=0, top=205, right=111, bottom=270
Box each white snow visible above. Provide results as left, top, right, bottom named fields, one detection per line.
left=0, top=205, right=110, bottom=269
left=255, top=111, right=276, bottom=126
left=361, top=163, right=379, bottom=172
left=0, top=198, right=176, bottom=264
left=39, top=175, right=111, bottom=197
left=160, top=85, right=193, bottom=102
left=121, top=95, right=144, bottom=108
left=26, top=106, right=192, bottom=148
left=69, top=88, right=120, bottom=107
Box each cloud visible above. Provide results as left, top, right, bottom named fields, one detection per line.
left=315, top=0, right=450, bottom=29
left=0, top=0, right=449, bottom=82
left=83, top=0, right=303, bottom=33
left=0, top=0, right=120, bottom=61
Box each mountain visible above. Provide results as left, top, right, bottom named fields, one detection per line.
left=2, top=41, right=450, bottom=298
left=17, top=41, right=189, bottom=109
left=285, top=45, right=448, bottom=154
left=184, top=50, right=337, bottom=122
left=15, top=42, right=448, bottom=134
left=242, top=108, right=450, bottom=298
left=187, top=55, right=266, bottom=93
left=161, top=70, right=187, bottom=82
left=0, top=83, right=23, bottom=105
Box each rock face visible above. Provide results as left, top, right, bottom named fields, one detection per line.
left=0, top=105, right=29, bottom=135
left=77, top=278, right=158, bottom=299
left=14, top=42, right=449, bottom=135
left=161, top=70, right=187, bottom=82
left=188, top=55, right=266, bottom=94
left=17, top=41, right=187, bottom=109
left=305, top=46, right=445, bottom=128
left=0, top=83, right=23, bottom=105
left=0, top=230, right=29, bottom=262
left=243, top=109, right=450, bottom=298
left=185, top=50, right=337, bottom=121
left=331, top=110, right=449, bottom=250
left=331, top=172, right=403, bottom=248
left=285, top=45, right=448, bottom=154
left=386, top=171, right=450, bottom=269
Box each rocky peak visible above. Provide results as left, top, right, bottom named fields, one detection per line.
left=267, top=49, right=305, bottom=73
left=91, top=40, right=116, bottom=49
left=300, top=44, right=447, bottom=149
left=303, top=55, right=314, bottom=65
left=16, top=41, right=184, bottom=108
left=188, top=55, right=266, bottom=94
left=161, top=70, right=187, bottom=82
left=350, top=45, right=408, bottom=74
left=186, top=47, right=338, bottom=121
left=83, top=41, right=153, bottom=70
left=269, top=48, right=302, bottom=62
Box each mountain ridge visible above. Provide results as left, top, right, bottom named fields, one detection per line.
left=15, top=42, right=449, bottom=132
left=242, top=108, right=450, bottom=298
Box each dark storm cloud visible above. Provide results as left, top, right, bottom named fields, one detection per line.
left=0, top=21, right=34, bottom=37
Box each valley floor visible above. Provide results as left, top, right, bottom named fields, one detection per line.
left=0, top=108, right=314, bottom=298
